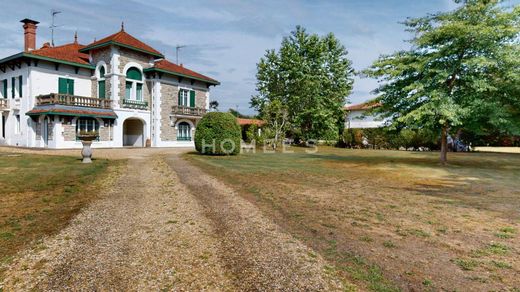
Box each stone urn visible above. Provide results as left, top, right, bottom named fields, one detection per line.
left=77, top=134, right=97, bottom=163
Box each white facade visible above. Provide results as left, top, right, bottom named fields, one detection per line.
left=0, top=21, right=218, bottom=149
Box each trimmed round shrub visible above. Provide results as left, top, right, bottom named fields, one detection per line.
left=195, top=112, right=241, bottom=155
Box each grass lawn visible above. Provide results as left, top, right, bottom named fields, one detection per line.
left=187, top=147, right=520, bottom=291
left=0, top=153, right=115, bottom=281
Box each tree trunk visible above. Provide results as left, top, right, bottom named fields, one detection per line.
left=440, top=126, right=448, bottom=165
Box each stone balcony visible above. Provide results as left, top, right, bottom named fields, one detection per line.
left=171, top=105, right=206, bottom=117
left=36, top=93, right=113, bottom=109
left=121, top=99, right=148, bottom=110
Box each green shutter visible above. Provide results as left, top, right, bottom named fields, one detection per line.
left=190, top=90, right=195, bottom=108
left=98, top=81, right=106, bottom=99
left=18, top=76, right=22, bottom=97
left=58, top=78, right=68, bottom=94
left=11, top=77, right=15, bottom=98
left=68, top=79, right=74, bottom=95
left=178, top=90, right=182, bottom=106
left=2, top=80, right=6, bottom=98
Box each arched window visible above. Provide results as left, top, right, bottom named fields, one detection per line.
left=98, top=66, right=106, bottom=99
left=125, top=67, right=143, bottom=101
left=177, top=122, right=191, bottom=141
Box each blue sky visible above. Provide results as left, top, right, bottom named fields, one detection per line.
left=0, top=0, right=517, bottom=114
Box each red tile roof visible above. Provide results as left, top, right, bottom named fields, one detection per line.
left=151, top=59, right=219, bottom=84
left=28, top=42, right=90, bottom=65
left=80, top=30, right=163, bottom=58
left=237, top=118, right=265, bottom=126
left=344, top=101, right=382, bottom=111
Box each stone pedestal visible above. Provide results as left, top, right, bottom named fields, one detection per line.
left=80, top=140, right=93, bottom=163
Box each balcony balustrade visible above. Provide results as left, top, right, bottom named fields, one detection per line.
left=171, top=105, right=206, bottom=117
left=36, top=93, right=112, bottom=109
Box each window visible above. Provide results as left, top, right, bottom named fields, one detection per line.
left=76, top=118, right=99, bottom=134
left=1, top=80, right=6, bottom=99
left=11, top=77, right=15, bottom=98
left=178, top=89, right=189, bottom=106
left=98, top=66, right=106, bottom=99
left=125, top=82, right=132, bottom=99
left=178, top=89, right=195, bottom=107
left=15, top=115, right=20, bottom=134
left=136, top=84, right=142, bottom=101
left=58, top=78, right=74, bottom=95
left=18, top=76, right=22, bottom=97
left=177, top=122, right=191, bottom=141
left=124, top=67, right=143, bottom=101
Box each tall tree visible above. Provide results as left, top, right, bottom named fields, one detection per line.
left=365, top=0, right=520, bottom=164
left=252, top=26, right=354, bottom=141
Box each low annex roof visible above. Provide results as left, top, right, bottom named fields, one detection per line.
left=237, top=118, right=265, bottom=126
left=344, top=101, right=382, bottom=111
left=26, top=104, right=117, bottom=119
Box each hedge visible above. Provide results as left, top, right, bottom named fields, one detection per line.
left=195, top=112, right=241, bottom=155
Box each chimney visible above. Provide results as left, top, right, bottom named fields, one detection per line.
left=20, top=19, right=39, bottom=51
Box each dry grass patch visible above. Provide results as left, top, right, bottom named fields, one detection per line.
left=0, top=152, right=116, bottom=281
left=186, top=147, right=520, bottom=291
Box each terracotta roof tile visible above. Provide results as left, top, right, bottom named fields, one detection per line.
left=344, top=101, right=382, bottom=111
left=28, top=42, right=90, bottom=65
left=81, top=30, right=163, bottom=57
left=237, top=118, right=265, bottom=126
left=152, top=59, right=219, bottom=84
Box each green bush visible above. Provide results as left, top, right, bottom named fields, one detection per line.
left=195, top=112, right=241, bottom=155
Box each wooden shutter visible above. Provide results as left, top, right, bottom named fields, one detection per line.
left=68, top=79, right=74, bottom=95
left=18, top=76, right=22, bottom=97
left=11, top=77, right=15, bottom=98
left=98, top=81, right=106, bottom=99
left=178, top=89, right=182, bottom=106
left=190, top=90, right=195, bottom=108
left=2, top=80, right=6, bottom=98
left=58, top=78, right=68, bottom=94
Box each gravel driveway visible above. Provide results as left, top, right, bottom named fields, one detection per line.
left=1, top=150, right=345, bottom=291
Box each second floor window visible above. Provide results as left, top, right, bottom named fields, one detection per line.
left=58, top=78, right=75, bottom=95
left=124, top=67, right=143, bottom=101
left=98, top=66, right=106, bottom=99
left=178, top=89, right=195, bottom=107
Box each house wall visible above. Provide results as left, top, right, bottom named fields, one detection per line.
left=345, top=110, right=386, bottom=129
left=155, top=77, right=209, bottom=147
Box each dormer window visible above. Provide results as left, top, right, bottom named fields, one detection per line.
left=98, top=66, right=106, bottom=99
left=125, top=67, right=143, bottom=101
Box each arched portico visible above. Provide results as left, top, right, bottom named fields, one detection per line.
left=123, top=118, right=145, bottom=147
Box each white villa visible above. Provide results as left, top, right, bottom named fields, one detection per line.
left=344, top=101, right=385, bottom=129
left=0, top=19, right=219, bottom=148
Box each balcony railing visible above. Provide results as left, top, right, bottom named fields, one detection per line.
left=121, top=99, right=148, bottom=110
left=172, top=105, right=206, bottom=117
left=36, top=93, right=112, bottom=109
left=177, top=136, right=192, bottom=141
left=0, top=99, right=7, bottom=110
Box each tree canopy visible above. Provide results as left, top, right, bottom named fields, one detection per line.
left=251, top=26, right=354, bottom=141
left=365, top=0, right=520, bottom=163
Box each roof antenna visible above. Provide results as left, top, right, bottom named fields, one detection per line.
left=50, top=9, right=61, bottom=47
left=121, top=21, right=125, bottom=32
left=175, top=44, right=186, bottom=64
left=74, top=31, right=78, bottom=44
